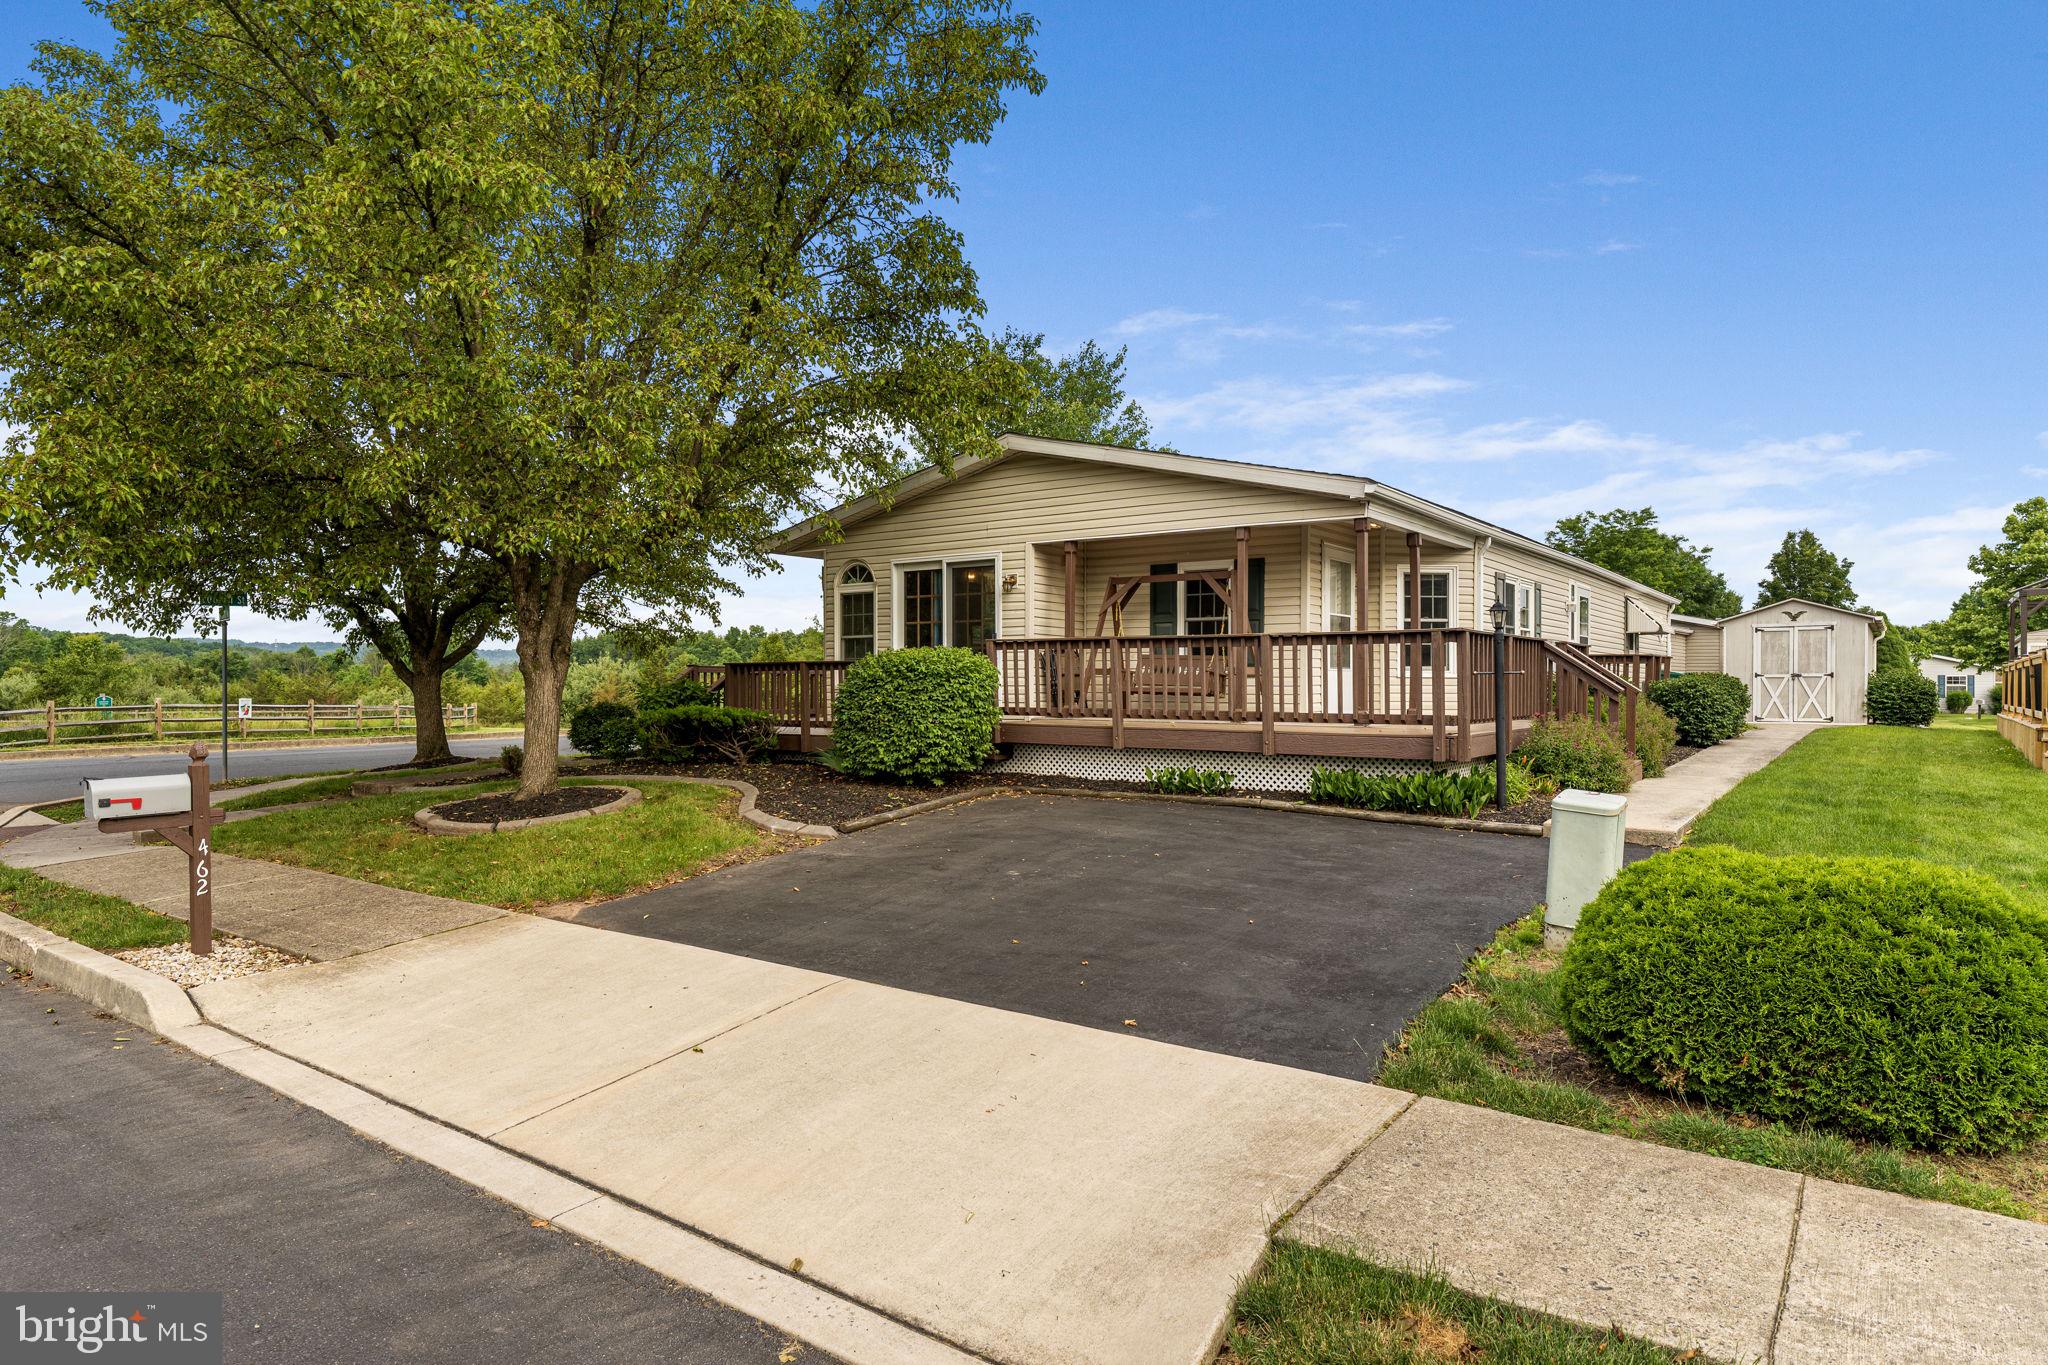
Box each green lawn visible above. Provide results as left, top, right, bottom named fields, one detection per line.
left=217, top=763, right=494, bottom=811
left=214, top=779, right=759, bottom=909
left=1931, top=711, right=1997, bottom=730
left=0, top=864, right=186, bottom=951
left=1687, top=724, right=2047, bottom=913
left=1380, top=915, right=2040, bottom=1221
left=1227, top=1241, right=1692, bottom=1364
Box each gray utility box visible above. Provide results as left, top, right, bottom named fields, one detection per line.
left=81, top=774, right=192, bottom=828
left=1544, top=788, right=1628, bottom=947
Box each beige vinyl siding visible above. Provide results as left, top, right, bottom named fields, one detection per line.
left=1676, top=625, right=1726, bottom=673
left=1477, top=542, right=1669, bottom=655
left=1071, top=525, right=1305, bottom=636
left=817, top=454, right=1370, bottom=652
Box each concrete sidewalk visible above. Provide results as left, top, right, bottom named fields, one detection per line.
left=1626, top=721, right=1819, bottom=845
left=0, top=820, right=501, bottom=959
left=186, top=912, right=2048, bottom=1365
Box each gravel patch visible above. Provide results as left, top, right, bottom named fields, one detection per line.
left=115, top=935, right=305, bottom=988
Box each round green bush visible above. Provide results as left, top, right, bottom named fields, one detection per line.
left=1866, top=668, right=1939, bottom=726
left=1557, top=847, right=2048, bottom=1152
left=1644, top=672, right=1748, bottom=747
left=829, top=648, right=999, bottom=783
left=1944, top=688, right=1971, bottom=714
left=567, top=700, right=639, bottom=759
left=1634, top=699, right=1678, bottom=778
left=1511, top=713, right=1634, bottom=793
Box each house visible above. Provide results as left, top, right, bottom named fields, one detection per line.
left=1663, top=599, right=1885, bottom=724
left=748, top=434, right=1677, bottom=789
left=1919, top=654, right=1996, bottom=711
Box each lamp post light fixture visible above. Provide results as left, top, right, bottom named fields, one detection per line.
left=1489, top=590, right=1511, bottom=809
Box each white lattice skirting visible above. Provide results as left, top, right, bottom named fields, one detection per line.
left=991, top=744, right=1434, bottom=793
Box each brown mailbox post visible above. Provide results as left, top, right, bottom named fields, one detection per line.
left=91, top=742, right=227, bottom=955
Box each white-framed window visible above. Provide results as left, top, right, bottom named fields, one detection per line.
left=1180, top=560, right=1232, bottom=635
left=893, top=554, right=999, bottom=650
left=1402, top=568, right=1454, bottom=665
left=1568, top=582, right=1593, bottom=648
left=1492, top=573, right=1540, bottom=636
left=837, top=563, right=876, bottom=660
left=1323, top=550, right=1356, bottom=633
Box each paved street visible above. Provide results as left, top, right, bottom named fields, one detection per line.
left=0, top=737, right=548, bottom=806
left=0, top=971, right=825, bottom=1365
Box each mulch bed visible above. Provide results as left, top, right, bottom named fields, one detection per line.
left=430, top=784, right=627, bottom=825
left=1664, top=744, right=1703, bottom=768
left=585, top=757, right=1135, bottom=828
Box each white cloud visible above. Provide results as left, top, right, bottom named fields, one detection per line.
left=1345, top=317, right=1456, bottom=340
left=1593, top=239, right=1642, bottom=255
left=1110, top=307, right=1222, bottom=337
left=2024, top=463, right=2048, bottom=479
left=1579, top=170, right=1645, bottom=187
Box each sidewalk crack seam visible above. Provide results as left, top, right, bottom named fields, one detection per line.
left=1269, top=1091, right=1420, bottom=1238
left=486, top=976, right=847, bottom=1139
left=1765, top=1174, right=1807, bottom=1364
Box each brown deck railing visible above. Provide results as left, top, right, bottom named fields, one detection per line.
left=1588, top=652, right=1672, bottom=689
left=2001, top=649, right=2046, bottom=722
left=723, top=632, right=1639, bottom=763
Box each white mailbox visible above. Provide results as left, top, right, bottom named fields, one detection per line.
left=82, top=774, right=193, bottom=828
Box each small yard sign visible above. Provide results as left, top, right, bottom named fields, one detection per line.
left=236, top=697, right=253, bottom=720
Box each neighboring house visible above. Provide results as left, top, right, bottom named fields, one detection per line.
left=758, top=433, right=1678, bottom=787
left=1919, top=654, right=1997, bottom=710
left=1664, top=599, right=1886, bottom=725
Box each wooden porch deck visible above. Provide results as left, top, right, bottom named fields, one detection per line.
left=712, top=630, right=1653, bottom=767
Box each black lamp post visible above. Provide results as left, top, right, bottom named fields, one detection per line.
left=1489, top=589, right=1511, bottom=808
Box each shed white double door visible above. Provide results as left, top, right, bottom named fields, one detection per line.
left=1753, top=624, right=1834, bottom=722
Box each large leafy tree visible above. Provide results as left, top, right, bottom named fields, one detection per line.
left=1939, top=497, right=2048, bottom=670
left=989, top=328, right=1166, bottom=448
left=1756, top=529, right=1855, bottom=608
left=0, top=0, right=1042, bottom=795
left=1545, top=508, right=1742, bottom=618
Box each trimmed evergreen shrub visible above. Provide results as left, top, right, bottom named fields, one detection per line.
left=1867, top=669, right=1939, bottom=726
left=639, top=674, right=721, bottom=711
left=1634, top=699, right=1678, bottom=778
left=1945, top=688, right=1971, bottom=714
left=499, top=744, right=523, bottom=775
left=829, top=648, right=999, bottom=783
left=637, top=705, right=774, bottom=764
left=568, top=700, right=639, bottom=759
left=1557, top=847, right=2048, bottom=1153
left=1511, top=714, right=1634, bottom=793
left=1989, top=682, right=2003, bottom=713
left=1644, top=673, right=1748, bottom=747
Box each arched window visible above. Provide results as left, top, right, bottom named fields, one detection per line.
left=838, top=563, right=876, bottom=660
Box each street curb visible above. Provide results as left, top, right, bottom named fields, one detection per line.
left=181, top=1023, right=980, bottom=1365
left=0, top=908, right=202, bottom=1032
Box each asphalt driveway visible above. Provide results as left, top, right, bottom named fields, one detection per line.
left=580, top=794, right=1587, bottom=1079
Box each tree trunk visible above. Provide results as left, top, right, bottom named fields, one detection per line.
left=510, top=559, right=581, bottom=798
left=407, top=662, right=455, bottom=766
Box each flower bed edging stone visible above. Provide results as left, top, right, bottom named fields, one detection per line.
left=412, top=785, right=643, bottom=836
left=586, top=774, right=839, bottom=840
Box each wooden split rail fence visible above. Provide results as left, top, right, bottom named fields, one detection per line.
left=0, top=700, right=480, bottom=750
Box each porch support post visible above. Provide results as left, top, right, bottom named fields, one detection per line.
left=1062, top=540, right=1079, bottom=637
left=1406, top=531, right=1424, bottom=722
left=1231, top=527, right=1250, bottom=717
left=1352, top=517, right=1370, bottom=724
left=1231, top=527, right=1250, bottom=633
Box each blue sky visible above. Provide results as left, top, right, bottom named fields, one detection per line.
left=3, top=1, right=2041, bottom=637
